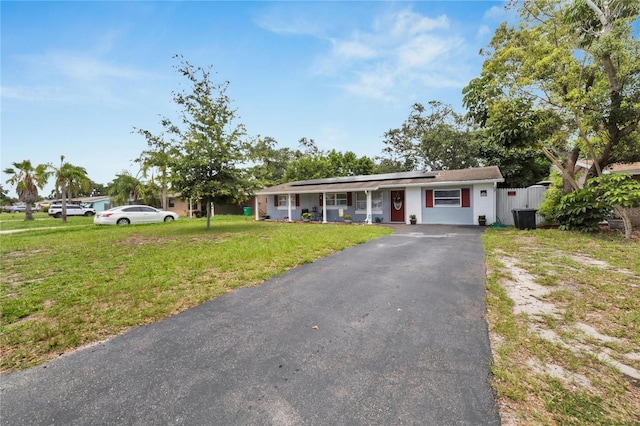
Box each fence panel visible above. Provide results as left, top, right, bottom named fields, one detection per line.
left=496, top=187, right=547, bottom=226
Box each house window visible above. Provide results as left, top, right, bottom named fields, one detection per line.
left=326, top=193, right=347, bottom=207
left=355, top=191, right=383, bottom=213
left=168, top=198, right=175, bottom=208
left=434, top=189, right=461, bottom=207
left=276, top=194, right=298, bottom=210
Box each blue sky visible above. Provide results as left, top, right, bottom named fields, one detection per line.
left=1, top=1, right=513, bottom=197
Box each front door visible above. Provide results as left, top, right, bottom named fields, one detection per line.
left=390, top=190, right=405, bottom=222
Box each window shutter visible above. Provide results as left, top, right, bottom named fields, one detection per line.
left=295, top=194, right=300, bottom=207
left=462, top=188, right=470, bottom=208
left=426, top=190, right=433, bottom=208
left=319, top=193, right=323, bottom=205
left=347, top=192, right=352, bottom=206
left=274, top=195, right=278, bottom=206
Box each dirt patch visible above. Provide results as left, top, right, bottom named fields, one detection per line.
left=498, top=257, right=559, bottom=318
left=2, top=249, right=52, bottom=258
left=119, top=235, right=177, bottom=245
left=491, top=248, right=640, bottom=423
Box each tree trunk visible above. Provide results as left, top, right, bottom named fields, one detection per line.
left=24, top=204, right=35, bottom=221
left=205, top=199, right=212, bottom=229
left=614, top=206, right=633, bottom=240
left=61, top=185, right=68, bottom=224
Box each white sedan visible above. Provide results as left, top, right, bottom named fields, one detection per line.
left=94, top=205, right=179, bottom=225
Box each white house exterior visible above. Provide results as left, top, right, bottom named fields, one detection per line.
left=255, top=166, right=504, bottom=225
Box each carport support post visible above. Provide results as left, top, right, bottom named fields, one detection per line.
left=365, top=190, right=372, bottom=224
left=254, top=197, right=259, bottom=221
left=322, top=192, right=327, bottom=223
left=287, top=194, right=293, bottom=222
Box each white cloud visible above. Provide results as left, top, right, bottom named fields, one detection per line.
left=342, top=66, right=396, bottom=101
left=3, top=51, right=154, bottom=106
left=483, top=5, right=507, bottom=21
left=395, top=34, right=455, bottom=69
left=330, top=38, right=378, bottom=60
left=27, top=51, right=149, bottom=83
left=388, top=10, right=449, bottom=38
left=254, top=7, right=324, bottom=37
left=316, top=7, right=466, bottom=101
left=477, top=25, right=491, bottom=38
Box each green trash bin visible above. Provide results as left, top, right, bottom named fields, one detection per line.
left=243, top=206, right=251, bottom=217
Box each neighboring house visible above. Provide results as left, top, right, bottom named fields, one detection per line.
left=167, top=195, right=257, bottom=217
left=77, top=196, right=112, bottom=212
left=575, top=161, right=640, bottom=225
left=605, top=162, right=640, bottom=179
left=45, top=196, right=112, bottom=212
left=254, top=166, right=504, bottom=225
left=603, top=162, right=640, bottom=225
left=575, top=161, right=640, bottom=187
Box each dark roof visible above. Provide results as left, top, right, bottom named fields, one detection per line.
left=256, top=166, right=504, bottom=194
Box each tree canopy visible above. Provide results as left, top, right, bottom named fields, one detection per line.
left=133, top=128, right=173, bottom=210
left=107, top=172, right=144, bottom=206
left=282, top=138, right=376, bottom=182
left=3, top=160, right=50, bottom=221
left=246, top=136, right=296, bottom=187
left=463, top=0, right=640, bottom=193
left=382, top=101, right=481, bottom=172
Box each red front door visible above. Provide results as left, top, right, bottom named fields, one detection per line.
left=390, top=190, right=405, bottom=222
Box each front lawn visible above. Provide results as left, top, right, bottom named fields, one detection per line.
left=0, top=216, right=392, bottom=372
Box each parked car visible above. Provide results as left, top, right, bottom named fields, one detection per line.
left=5, top=204, right=31, bottom=213
left=94, top=205, right=179, bottom=225
left=7, top=205, right=25, bottom=213
left=48, top=204, right=96, bottom=218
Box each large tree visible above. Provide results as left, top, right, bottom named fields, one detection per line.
left=246, top=136, right=296, bottom=187
left=3, top=160, right=51, bottom=221
left=463, top=0, right=640, bottom=193
left=164, top=57, right=250, bottom=229
left=382, top=101, right=481, bottom=172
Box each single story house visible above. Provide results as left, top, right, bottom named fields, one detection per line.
left=254, top=166, right=504, bottom=225
left=43, top=196, right=112, bottom=212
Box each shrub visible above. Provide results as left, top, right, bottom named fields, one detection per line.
left=537, top=172, right=563, bottom=225
left=555, top=189, right=606, bottom=232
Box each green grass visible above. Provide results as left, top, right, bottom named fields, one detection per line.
left=0, top=212, right=93, bottom=231
left=483, top=227, right=640, bottom=425
left=0, top=215, right=392, bottom=371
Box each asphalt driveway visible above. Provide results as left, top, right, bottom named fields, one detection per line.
left=0, top=225, right=500, bottom=425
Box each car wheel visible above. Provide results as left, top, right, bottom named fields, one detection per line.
left=84, top=212, right=94, bottom=216
left=164, top=216, right=175, bottom=222
left=54, top=213, right=62, bottom=218
left=116, top=218, right=130, bottom=225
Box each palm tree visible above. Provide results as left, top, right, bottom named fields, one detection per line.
left=3, top=160, right=51, bottom=221
left=50, top=156, right=91, bottom=223
left=134, top=129, right=173, bottom=209
left=107, top=172, right=143, bottom=206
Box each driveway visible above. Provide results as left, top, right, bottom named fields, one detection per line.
left=0, top=225, right=500, bottom=425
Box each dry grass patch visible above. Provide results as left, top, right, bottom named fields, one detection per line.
left=484, top=228, right=640, bottom=425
